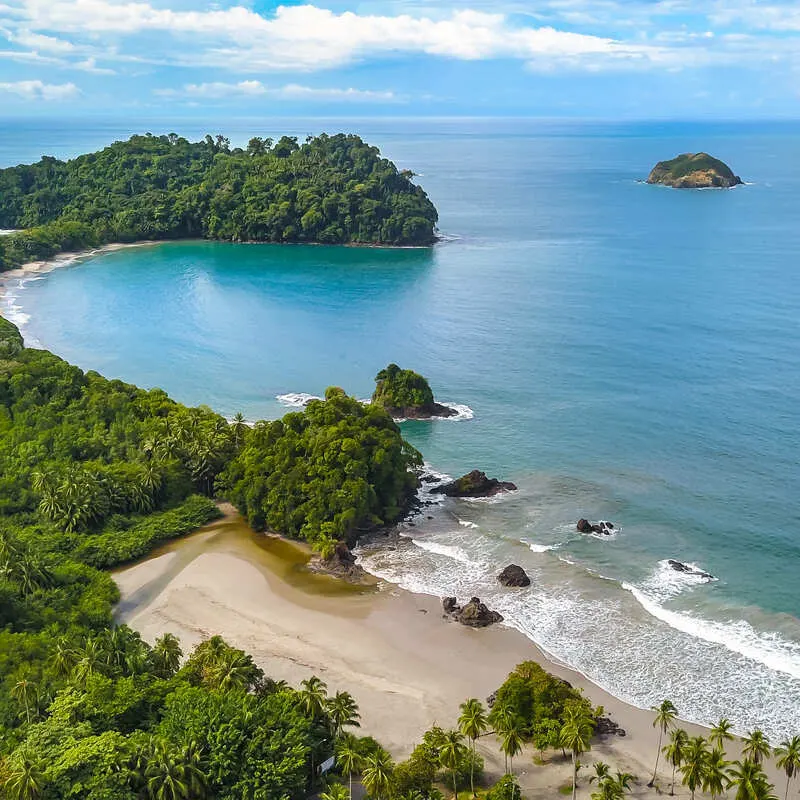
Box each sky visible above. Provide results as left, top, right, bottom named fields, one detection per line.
left=0, top=0, right=799, bottom=118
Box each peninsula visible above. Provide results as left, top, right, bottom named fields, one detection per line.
left=0, top=132, right=439, bottom=272
left=646, top=152, right=743, bottom=188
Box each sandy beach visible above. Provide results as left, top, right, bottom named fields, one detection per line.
left=113, top=508, right=779, bottom=800
left=0, top=241, right=160, bottom=305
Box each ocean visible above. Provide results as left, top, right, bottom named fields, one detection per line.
left=3, top=117, right=800, bottom=738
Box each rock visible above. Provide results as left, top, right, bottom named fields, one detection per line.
left=432, top=470, right=517, bottom=498
left=443, top=595, right=503, bottom=627
left=420, top=474, right=444, bottom=484
left=646, top=153, right=743, bottom=189
left=667, top=559, right=714, bottom=580
left=387, top=401, right=458, bottom=420
left=596, top=716, right=627, bottom=737
left=309, top=541, right=368, bottom=583
left=498, top=564, right=531, bottom=587
left=576, top=519, right=616, bottom=536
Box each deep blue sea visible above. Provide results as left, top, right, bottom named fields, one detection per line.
left=3, top=117, right=800, bottom=737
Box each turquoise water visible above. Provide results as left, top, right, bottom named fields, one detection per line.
left=4, top=119, right=800, bottom=736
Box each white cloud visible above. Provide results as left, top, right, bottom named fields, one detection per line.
left=156, top=79, right=397, bottom=102
left=0, top=78, right=78, bottom=99
left=4, top=0, right=682, bottom=71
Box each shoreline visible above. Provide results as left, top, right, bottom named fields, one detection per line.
left=114, top=509, right=781, bottom=798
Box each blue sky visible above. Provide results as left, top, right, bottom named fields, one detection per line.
left=0, top=0, right=799, bottom=117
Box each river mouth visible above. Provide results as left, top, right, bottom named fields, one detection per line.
left=113, top=510, right=375, bottom=624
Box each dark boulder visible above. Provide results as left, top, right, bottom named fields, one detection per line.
left=498, top=564, right=531, bottom=587
left=596, top=716, right=627, bottom=737
left=432, top=470, right=517, bottom=498
left=577, top=519, right=616, bottom=536
left=667, top=560, right=714, bottom=580
left=443, top=596, right=503, bottom=627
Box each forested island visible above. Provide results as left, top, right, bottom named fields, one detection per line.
left=0, top=132, right=439, bottom=271
left=372, top=364, right=456, bottom=419
left=646, top=153, right=743, bottom=188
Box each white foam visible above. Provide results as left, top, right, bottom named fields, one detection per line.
left=276, top=392, right=321, bottom=407
left=410, top=538, right=474, bottom=565
left=439, top=403, right=474, bottom=420
left=528, top=542, right=557, bottom=553
left=624, top=581, right=800, bottom=682
left=637, top=559, right=716, bottom=603
left=458, top=520, right=478, bottom=529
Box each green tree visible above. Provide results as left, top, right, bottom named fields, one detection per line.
left=336, top=734, right=364, bottom=799
left=327, top=691, right=361, bottom=739
left=299, top=676, right=330, bottom=719
left=439, top=730, right=466, bottom=799
left=362, top=751, right=394, bottom=800
left=560, top=706, right=594, bottom=800
left=663, top=727, right=689, bottom=796
left=710, top=718, right=735, bottom=751
left=680, top=736, right=710, bottom=800
left=704, top=748, right=729, bottom=800
left=321, top=783, right=351, bottom=800
left=1, top=755, right=45, bottom=800
left=726, top=759, right=778, bottom=800
left=151, top=633, right=183, bottom=678
left=774, top=736, right=800, bottom=800
left=743, top=730, right=772, bottom=766
left=458, top=698, right=488, bottom=797
left=649, top=699, right=678, bottom=787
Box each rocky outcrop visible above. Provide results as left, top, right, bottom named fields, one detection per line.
left=667, top=559, right=714, bottom=580
left=432, top=470, right=517, bottom=498
left=442, top=596, right=503, bottom=627
left=386, top=401, right=457, bottom=420
left=596, top=716, right=627, bottom=737
left=498, top=564, right=531, bottom=587
left=577, top=519, right=615, bottom=536
left=308, top=541, right=369, bottom=583
left=646, top=153, right=743, bottom=189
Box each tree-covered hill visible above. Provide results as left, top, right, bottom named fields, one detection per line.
left=0, top=132, right=439, bottom=271
left=221, top=386, right=422, bottom=555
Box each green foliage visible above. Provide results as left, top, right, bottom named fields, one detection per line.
left=489, top=661, right=595, bottom=741
left=221, top=386, right=422, bottom=551
left=486, top=775, right=522, bottom=800
left=0, top=132, right=438, bottom=271
left=372, top=364, right=435, bottom=412
left=652, top=152, right=737, bottom=181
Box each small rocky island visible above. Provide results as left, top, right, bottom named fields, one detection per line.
left=443, top=596, right=504, bottom=627
left=432, top=470, right=517, bottom=498
left=646, top=152, right=743, bottom=189
left=372, top=363, right=456, bottom=419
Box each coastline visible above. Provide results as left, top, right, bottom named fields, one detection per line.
left=0, top=240, right=161, bottom=305
left=114, top=508, right=780, bottom=798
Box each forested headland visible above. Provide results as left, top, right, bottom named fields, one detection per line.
left=0, top=132, right=439, bottom=272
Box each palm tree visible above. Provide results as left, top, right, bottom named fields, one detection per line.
left=649, top=699, right=678, bottom=787
left=49, top=637, right=78, bottom=679
left=743, top=730, right=772, bottom=766
left=590, top=762, right=611, bottom=785
left=1, top=755, right=44, bottom=800
left=151, top=633, right=182, bottom=678
left=11, top=678, right=36, bottom=725
left=704, top=748, right=729, bottom=800
left=299, top=676, right=329, bottom=720
left=320, top=784, right=350, bottom=800
left=710, top=718, right=735, bottom=751
left=439, top=730, right=466, bottom=799
left=327, top=691, right=361, bottom=739
left=680, top=736, right=710, bottom=800
left=335, top=734, right=363, bottom=800
left=500, top=721, right=524, bottom=775
left=560, top=706, right=595, bottom=800
left=361, top=751, right=393, bottom=800
left=726, top=759, right=778, bottom=800
left=774, top=736, right=800, bottom=800
left=458, top=698, right=488, bottom=797
left=209, top=649, right=255, bottom=692
left=663, top=728, right=689, bottom=796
